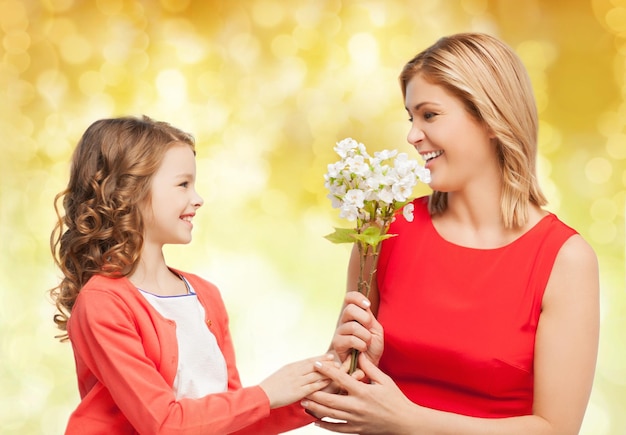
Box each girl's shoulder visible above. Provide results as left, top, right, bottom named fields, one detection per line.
left=169, top=268, right=225, bottom=304
left=169, top=268, right=219, bottom=292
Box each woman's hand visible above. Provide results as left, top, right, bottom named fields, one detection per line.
left=301, top=353, right=416, bottom=434
left=331, top=291, right=384, bottom=366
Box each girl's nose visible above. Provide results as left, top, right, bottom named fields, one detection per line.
left=193, top=190, right=204, bottom=208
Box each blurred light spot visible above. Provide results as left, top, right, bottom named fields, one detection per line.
left=294, top=3, right=322, bottom=28
left=364, top=3, right=389, bottom=26
left=36, top=70, right=69, bottom=108
left=252, top=1, right=285, bottom=27
left=292, top=26, right=317, bottom=50
left=267, top=56, right=306, bottom=101
left=156, top=69, right=188, bottom=108
left=102, top=38, right=131, bottom=64
left=160, top=0, right=190, bottom=13
left=585, top=157, right=613, bottom=184
left=59, top=34, right=92, bottom=64
left=605, top=7, right=626, bottom=33
left=598, top=315, right=626, bottom=386
left=197, top=101, right=229, bottom=134
left=597, top=109, right=623, bottom=138
left=228, top=33, right=261, bottom=67
left=538, top=121, right=561, bottom=153
left=534, top=89, right=548, bottom=113
left=96, top=0, right=123, bottom=15
left=461, top=0, right=488, bottom=15
left=78, top=71, right=105, bottom=96
left=1, top=0, right=29, bottom=33
left=537, top=154, right=552, bottom=177
left=590, top=198, right=618, bottom=222
left=78, top=93, right=116, bottom=122
left=3, top=31, right=30, bottom=53
left=271, top=34, right=298, bottom=58
left=163, top=19, right=207, bottom=63
left=4, top=51, right=31, bottom=73
left=259, top=189, right=289, bottom=216
left=589, top=220, right=616, bottom=244
left=606, top=133, right=626, bottom=159
left=43, top=17, right=77, bottom=47
left=41, top=0, right=75, bottom=13
left=7, top=78, right=36, bottom=106
left=348, top=32, right=379, bottom=71
left=517, top=40, right=557, bottom=70
left=100, top=62, right=126, bottom=85
left=127, top=51, right=150, bottom=74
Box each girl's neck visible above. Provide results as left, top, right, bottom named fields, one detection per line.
left=129, top=245, right=187, bottom=296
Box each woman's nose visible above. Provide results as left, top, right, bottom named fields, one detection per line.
left=407, top=123, right=425, bottom=147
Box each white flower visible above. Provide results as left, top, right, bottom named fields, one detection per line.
left=343, top=189, right=366, bottom=208
left=325, top=137, right=428, bottom=228
left=402, top=203, right=415, bottom=222
left=340, top=204, right=360, bottom=221
left=346, top=155, right=370, bottom=177
left=415, top=165, right=431, bottom=183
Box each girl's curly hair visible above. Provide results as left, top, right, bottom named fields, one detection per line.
left=50, top=115, right=195, bottom=340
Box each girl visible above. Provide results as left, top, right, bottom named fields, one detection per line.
left=303, top=33, right=600, bottom=434
left=50, top=116, right=331, bottom=434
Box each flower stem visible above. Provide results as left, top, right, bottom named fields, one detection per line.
left=349, top=241, right=381, bottom=374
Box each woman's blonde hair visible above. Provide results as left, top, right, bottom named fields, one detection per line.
left=49, top=115, right=195, bottom=340
left=400, top=32, right=547, bottom=227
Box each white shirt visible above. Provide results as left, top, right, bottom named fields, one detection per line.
left=139, top=278, right=228, bottom=399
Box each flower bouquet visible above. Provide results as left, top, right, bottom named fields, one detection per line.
left=324, top=137, right=430, bottom=373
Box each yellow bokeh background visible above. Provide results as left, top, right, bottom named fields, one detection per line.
left=1, top=0, right=625, bottom=433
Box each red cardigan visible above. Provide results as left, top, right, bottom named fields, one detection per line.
left=66, top=270, right=314, bottom=434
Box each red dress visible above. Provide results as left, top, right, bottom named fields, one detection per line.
left=376, top=196, right=577, bottom=417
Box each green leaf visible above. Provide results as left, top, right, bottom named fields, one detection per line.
left=324, top=227, right=358, bottom=244
left=352, top=226, right=398, bottom=247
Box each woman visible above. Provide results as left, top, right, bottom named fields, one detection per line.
left=302, top=33, right=599, bottom=434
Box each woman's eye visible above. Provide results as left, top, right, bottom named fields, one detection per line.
left=424, top=112, right=436, bottom=120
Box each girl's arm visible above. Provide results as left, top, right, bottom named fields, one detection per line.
left=68, top=287, right=326, bottom=435
left=304, top=235, right=600, bottom=435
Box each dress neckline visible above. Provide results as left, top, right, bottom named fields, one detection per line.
left=426, top=212, right=554, bottom=252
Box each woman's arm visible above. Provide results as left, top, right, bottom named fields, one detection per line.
left=304, top=234, right=600, bottom=435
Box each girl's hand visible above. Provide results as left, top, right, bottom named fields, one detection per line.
left=259, top=354, right=334, bottom=409
left=331, top=291, right=384, bottom=366
left=302, top=353, right=416, bottom=434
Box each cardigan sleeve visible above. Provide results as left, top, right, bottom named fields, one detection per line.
left=68, top=284, right=273, bottom=435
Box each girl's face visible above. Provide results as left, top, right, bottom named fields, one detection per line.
left=141, top=143, right=203, bottom=247
left=404, top=74, right=500, bottom=194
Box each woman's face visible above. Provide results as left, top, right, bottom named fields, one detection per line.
left=404, top=74, right=500, bottom=194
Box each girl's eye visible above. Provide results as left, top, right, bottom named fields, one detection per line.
left=408, top=117, right=414, bottom=122
left=179, top=181, right=189, bottom=188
